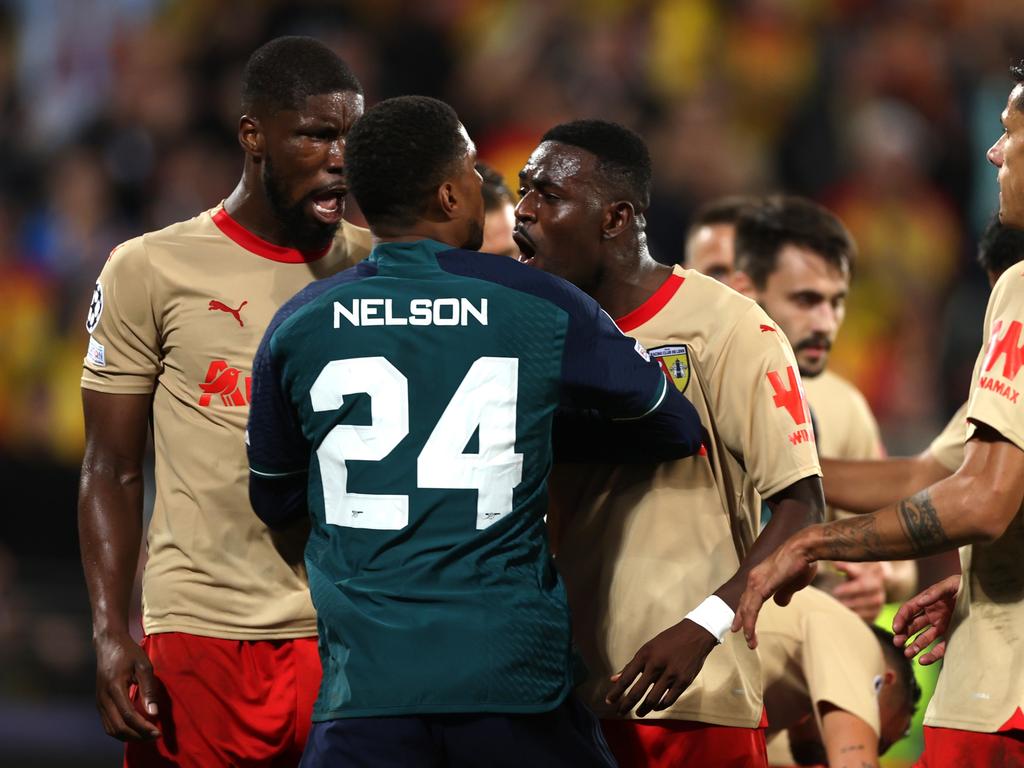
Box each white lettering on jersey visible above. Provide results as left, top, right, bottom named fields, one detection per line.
left=334, top=298, right=489, bottom=328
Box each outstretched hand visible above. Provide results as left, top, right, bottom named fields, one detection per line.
left=892, top=574, right=961, bottom=666
left=605, top=619, right=718, bottom=717
left=731, top=541, right=818, bottom=649
left=94, top=632, right=161, bottom=741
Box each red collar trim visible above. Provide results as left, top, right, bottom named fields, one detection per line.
left=211, top=207, right=331, bottom=263
left=615, top=273, right=685, bottom=332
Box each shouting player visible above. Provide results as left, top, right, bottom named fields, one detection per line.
left=246, top=96, right=705, bottom=767
left=734, top=62, right=1024, bottom=768
left=515, top=120, right=824, bottom=767
left=78, top=37, right=370, bottom=767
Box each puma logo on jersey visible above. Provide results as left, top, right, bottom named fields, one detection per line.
left=209, top=299, right=248, bottom=327
left=759, top=324, right=776, bottom=333
left=333, top=298, right=488, bottom=327
left=199, top=360, right=251, bottom=406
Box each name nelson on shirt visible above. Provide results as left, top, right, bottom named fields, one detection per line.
left=333, top=298, right=489, bottom=327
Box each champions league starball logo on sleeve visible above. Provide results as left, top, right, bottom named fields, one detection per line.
left=86, top=281, right=104, bottom=334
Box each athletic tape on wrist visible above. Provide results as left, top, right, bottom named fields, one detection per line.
left=684, top=595, right=734, bottom=644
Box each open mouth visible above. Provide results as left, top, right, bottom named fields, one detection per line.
left=309, top=189, right=347, bottom=225
left=513, top=231, right=536, bottom=264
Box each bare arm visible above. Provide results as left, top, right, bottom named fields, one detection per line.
left=818, top=704, right=880, bottom=768
left=78, top=389, right=160, bottom=740
left=822, top=454, right=953, bottom=514
left=605, top=475, right=824, bottom=716
left=736, top=426, right=1024, bottom=645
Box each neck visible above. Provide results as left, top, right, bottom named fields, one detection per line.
left=223, top=164, right=292, bottom=247
left=589, top=237, right=674, bottom=320
left=373, top=220, right=466, bottom=249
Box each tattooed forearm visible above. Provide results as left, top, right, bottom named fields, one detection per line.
left=898, top=489, right=951, bottom=555
left=820, top=515, right=887, bottom=560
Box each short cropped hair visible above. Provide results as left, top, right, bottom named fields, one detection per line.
left=477, top=163, right=514, bottom=211
left=734, top=195, right=856, bottom=289
left=346, top=96, right=468, bottom=228
left=686, top=195, right=759, bottom=239
left=978, top=213, right=1024, bottom=277
left=241, top=36, right=362, bottom=114
left=541, top=120, right=651, bottom=211
left=1013, top=60, right=1024, bottom=111
left=870, top=625, right=922, bottom=716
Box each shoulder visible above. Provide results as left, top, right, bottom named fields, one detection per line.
left=338, top=221, right=373, bottom=263
left=269, top=260, right=378, bottom=347
left=804, top=370, right=871, bottom=409
left=436, top=248, right=600, bottom=319
left=102, top=208, right=217, bottom=276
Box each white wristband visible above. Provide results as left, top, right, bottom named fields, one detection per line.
left=684, top=595, right=734, bottom=644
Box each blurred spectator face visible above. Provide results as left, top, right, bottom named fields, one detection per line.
left=741, top=246, right=849, bottom=378
left=514, top=141, right=607, bottom=292
left=482, top=201, right=516, bottom=257
left=685, top=223, right=736, bottom=281
left=252, top=90, right=364, bottom=251
left=988, top=83, right=1024, bottom=229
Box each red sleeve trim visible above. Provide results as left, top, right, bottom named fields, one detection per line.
left=211, top=207, right=330, bottom=263
left=615, top=273, right=685, bottom=332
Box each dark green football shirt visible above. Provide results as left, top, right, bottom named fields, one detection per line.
left=248, top=239, right=694, bottom=719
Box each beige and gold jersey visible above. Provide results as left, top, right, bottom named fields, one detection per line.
left=81, top=205, right=372, bottom=640
left=760, top=587, right=885, bottom=765
left=803, top=369, right=884, bottom=521
left=924, top=266, right=1024, bottom=733
left=928, top=401, right=969, bottom=473
left=551, top=266, right=821, bottom=727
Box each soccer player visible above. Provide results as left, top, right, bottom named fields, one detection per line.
left=821, top=217, right=1024, bottom=516
left=681, top=194, right=755, bottom=280
left=246, top=96, right=705, bottom=768
left=78, top=37, right=370, bottom=767
left=759, top=589, right=919, bottom=767
left=477, top=162, right=517, bottom=257
left=729, top=195, right=902, bottom=620
left=514, top=120, right=824, bottom=767
left=734, top=63, right=1024, bottom=767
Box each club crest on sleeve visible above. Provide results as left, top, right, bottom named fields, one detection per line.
left=649, top=345, right=690, bottom=393
left=86, top=281, right=104, bottom=333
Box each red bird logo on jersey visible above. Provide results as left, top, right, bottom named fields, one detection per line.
left=209, top=299, right=248, bottom=327
left=199, top=360, right=250, bottom=406
left=759, top=324, right=777, bottom=333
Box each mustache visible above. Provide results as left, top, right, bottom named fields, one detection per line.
left=795, top=335, right=832, bottom=352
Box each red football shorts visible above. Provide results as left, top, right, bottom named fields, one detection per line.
left=915, top=725, right=1024, bottom=768
left=124, top=632, right=321, bottom=768
left=601, top=717, right=769, bottom=768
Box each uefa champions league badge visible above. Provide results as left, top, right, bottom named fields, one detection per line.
left=86, top=281, right=104, bottom=334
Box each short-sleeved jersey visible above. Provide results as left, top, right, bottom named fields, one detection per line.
left=928, top=400, right=969, bottom=473
left=550, top=266, right=822, bottom=727
left=802, top=369, right=884, bottom=521
left=247, top=239, right=683, bottom=720
left=759, top=587, right=885, bottom=764
left=81, top=205, right=372, bottom=639
left=925, top=267, right=1024, bottom=733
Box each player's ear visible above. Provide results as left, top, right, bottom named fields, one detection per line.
left=437, top=181, right=459, bottom=220
left=602, top=201, right=634, bottom=240
left=239, top=115, right=264, bottom=160
left=730, top=270, right=757, bottom=299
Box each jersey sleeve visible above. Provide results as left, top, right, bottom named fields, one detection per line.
left=247, top=326, right=310, bottom=479
left=802, top=599, right=884, bottom=738
left=560, top=300, right=667, bottom=418
left=928, top=401, right=969, bottom=472
left=966, top=270, right=1024, bottom=452
left=80, top=238, right=161, bottom=393
left=712, top=304, right=822, bottom=498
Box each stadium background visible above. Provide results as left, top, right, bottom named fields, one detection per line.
left=0, top=0, right=1021, bottom=765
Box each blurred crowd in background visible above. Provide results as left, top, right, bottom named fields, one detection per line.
left=1, top=0, right=1023, bottom=763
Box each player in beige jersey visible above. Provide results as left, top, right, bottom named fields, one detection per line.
left=728, top=195, right=906, bottom=621
left=78, top=37, right=370, bottom=768
left=735, top=62, right=1024, bottom=767
left=514, top=119, right=824, bottom=768
left=759, top=588, right=918, bottom=768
